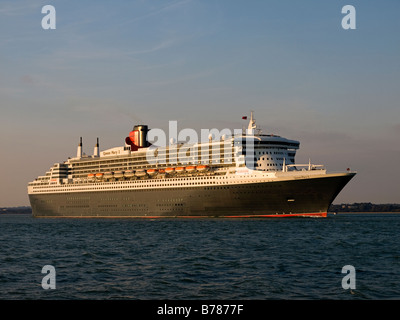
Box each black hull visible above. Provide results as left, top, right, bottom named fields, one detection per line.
left=29, top=173, right=355, bottom=218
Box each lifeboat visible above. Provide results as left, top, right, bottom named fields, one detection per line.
left=114, top=171, right=124, bottom=179
left=135, top=169, right=146, bottom=177
left=186, top=166, right=196, bottom=172
left=124, top=170, right=135, bottom=178
left=165, top=167, right=175, bottom=173
left=196, top=165, right=209, bottom=171
left=104, top=172, right=114, bottom=179
left=175, top=167, right=185, bottom=173
left=147, top=168, right=158, bottom=175
left=88, top=173, right=96, bottom=179
left=95, top=172, right=104, bottom=178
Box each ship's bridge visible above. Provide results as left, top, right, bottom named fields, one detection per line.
left=234, top=112, right=300, bottom=171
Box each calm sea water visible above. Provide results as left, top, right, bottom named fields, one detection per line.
left=0, top=213, right=399, bottom=300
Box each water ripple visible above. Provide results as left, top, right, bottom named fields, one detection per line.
left=0, top=214, right=399, bottom=299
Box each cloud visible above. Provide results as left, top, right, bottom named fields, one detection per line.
left=122, top=0, right=193, bottom=25
left=127, top=38, right=178, bottom=55
left=140, top=68, right=216, bottom=87
left=20, top=75, right=35, bottom=85
left=0, top=1, right=40, bottom=16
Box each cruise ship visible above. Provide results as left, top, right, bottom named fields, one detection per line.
left=28, top=112, right=356, bottom=218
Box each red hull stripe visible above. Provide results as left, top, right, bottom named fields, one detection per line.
left=140, top=212, right=328, bottom=219
left=220, top=212, right=328, bottom=218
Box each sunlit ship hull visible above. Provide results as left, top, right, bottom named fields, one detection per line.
left=28, top=112, right=356, bottom=218
left=29, top=172, right=355, bottom=218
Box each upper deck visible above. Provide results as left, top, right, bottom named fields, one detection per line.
left=28, top=112, right=302, bottom=187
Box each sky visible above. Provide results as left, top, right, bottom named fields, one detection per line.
left=0, top=0, right=399, bottom=206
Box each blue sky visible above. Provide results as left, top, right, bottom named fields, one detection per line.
left=1, top=0, right=399, bottom=206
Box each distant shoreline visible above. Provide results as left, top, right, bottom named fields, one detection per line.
left=329, top=203, right=400, bottom=213
left=330, top=211, right=400, bottom=214
left=0, top=207, right=32, bottom=214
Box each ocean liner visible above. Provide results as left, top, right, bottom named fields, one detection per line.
left=28, top=112, right=355, bottom=218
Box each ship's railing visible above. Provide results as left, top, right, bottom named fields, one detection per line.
left=284, top=163, right=325, bottom=172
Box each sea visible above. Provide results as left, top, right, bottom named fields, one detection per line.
left=0, top=213, right=399, bottom=302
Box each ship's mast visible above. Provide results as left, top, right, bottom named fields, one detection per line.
left=246, top=111, right=257, bottom=135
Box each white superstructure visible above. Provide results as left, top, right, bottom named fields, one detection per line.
left=28, top=112, right=307, bottom=194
